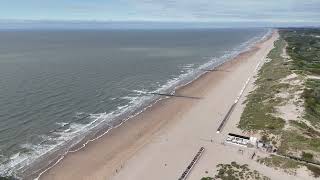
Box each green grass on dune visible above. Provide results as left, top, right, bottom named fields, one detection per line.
left=201, top=162, right=270, bottom=180
left=239, top=28, right=320, bottom=177
left=258, top=155, right=300, bottom=170
left=238, top=38, right=289, bottom=132
left=278, top=130, right=320, bottom=154
left=303, top=79, right=320, bottom=127
left=281, top=28, right=320, bottom=127
left=281, top=29, right=320, bottom=75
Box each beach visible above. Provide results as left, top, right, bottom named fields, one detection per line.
left=0, top=29, right=268, bottom=177
left=37, top=30, right=308, bottom=180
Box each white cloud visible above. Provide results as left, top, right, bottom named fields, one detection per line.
left=126, top=0, right=320, bottom=22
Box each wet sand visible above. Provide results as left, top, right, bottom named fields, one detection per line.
left=39, top=30, right=310, bottom=180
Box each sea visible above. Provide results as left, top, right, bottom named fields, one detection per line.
left=0, top=28, right=270, bottom=178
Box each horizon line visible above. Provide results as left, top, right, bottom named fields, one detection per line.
left=1, top=19, right=320, bottom=24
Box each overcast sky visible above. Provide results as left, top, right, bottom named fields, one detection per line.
left=1, top=0, right=320, bottom=26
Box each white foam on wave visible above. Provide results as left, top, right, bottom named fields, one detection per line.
left=116, top=104, right=129, bottom=110
left=0, top=28, right=272, bottom=179
left=55, top=122, right=68, bottom=127
left=180, top=63, right=195, bottom=69
left=0, top=89, right=156, bottom=178
left=131, top=89, right=148, bottom=95
left=120, top=96, right=139, bottom=101
left=9, top=152, right=20, bottom=160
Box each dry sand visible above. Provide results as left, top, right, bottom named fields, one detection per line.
left=39, top=30, right=312, bottom=180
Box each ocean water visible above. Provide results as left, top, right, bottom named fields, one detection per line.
left=0, top=28, right=269, bottom=178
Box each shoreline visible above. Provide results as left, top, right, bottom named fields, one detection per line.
left=30, top=30, right=274, bottom=180
left=12, top=29, right=271, bottom=179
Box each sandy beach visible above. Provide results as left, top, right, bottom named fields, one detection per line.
left=37, top=30, right=311, bottom=180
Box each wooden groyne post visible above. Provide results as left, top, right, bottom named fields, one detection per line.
left=178, top=147, right=205, bottom=180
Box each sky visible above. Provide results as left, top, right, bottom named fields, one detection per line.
left=0, top=0, right=320, bottom=27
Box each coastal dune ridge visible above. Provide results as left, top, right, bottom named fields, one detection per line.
left=29, top=30, right=274, bottom=180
